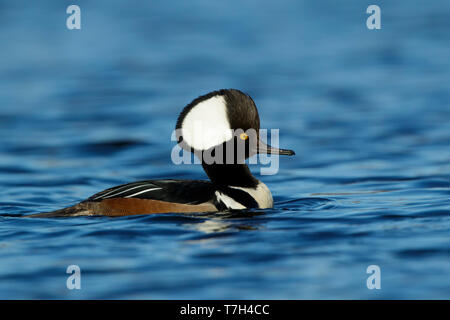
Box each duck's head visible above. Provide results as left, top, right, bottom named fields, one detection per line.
left=175, top=89, right=295, bottom=163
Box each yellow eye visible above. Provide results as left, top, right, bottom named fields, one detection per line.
left=240, top=133, right=249, bottom=140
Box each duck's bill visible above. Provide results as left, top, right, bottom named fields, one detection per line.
left=257, top=140, right=295, bottom=156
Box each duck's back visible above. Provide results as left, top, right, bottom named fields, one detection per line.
left=29, top=179, right=218, bottom=217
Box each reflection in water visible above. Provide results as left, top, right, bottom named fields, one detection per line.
left=183, top=210, right=266, bottom=235
left=187, top=218, right=234, bottom=234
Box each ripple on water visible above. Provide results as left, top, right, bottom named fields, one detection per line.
left=277, top=197, right=336, bottom=211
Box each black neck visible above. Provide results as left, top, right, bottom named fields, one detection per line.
left=202, top=163, right=258, bottom=188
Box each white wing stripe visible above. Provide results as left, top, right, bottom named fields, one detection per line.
left=92, top=185, right=130, bottom=199
left=99, top=184, right=157, bottom=199
left=124, top=188, right=162, bottom=198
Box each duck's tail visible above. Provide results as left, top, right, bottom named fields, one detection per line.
left=26, top=203, right=91, bottom=218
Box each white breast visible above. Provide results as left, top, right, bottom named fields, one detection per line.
left=216, top=181, right=273, bottom=209
left=229, top=181, right=274, bottom=209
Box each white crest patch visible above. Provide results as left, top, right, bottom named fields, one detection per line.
left=181, top=95, right=233, bottom=150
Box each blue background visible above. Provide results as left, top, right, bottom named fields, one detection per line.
left=0, top=0, right=449, bottom=298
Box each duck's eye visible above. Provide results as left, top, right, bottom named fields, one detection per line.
left=239, top=133, right=249, bottom=140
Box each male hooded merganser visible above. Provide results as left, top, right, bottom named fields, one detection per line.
left=29, top=89, right=294, bottom=217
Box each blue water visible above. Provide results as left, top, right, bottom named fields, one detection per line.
left=0, top=0, right=449, bottom=299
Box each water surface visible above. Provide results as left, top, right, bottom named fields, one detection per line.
left=0, top=0, right=449, bottom=299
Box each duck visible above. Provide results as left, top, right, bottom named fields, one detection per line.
left=29, top=89, right=294, bottom=217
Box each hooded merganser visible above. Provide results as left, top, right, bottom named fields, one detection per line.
left=29, top=89, right=294, bottom=217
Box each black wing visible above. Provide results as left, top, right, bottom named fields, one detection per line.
left=86, top=179, right=216, bottom=205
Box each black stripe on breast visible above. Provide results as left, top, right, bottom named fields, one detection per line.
left=215, top=186, right=259, bottom=209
